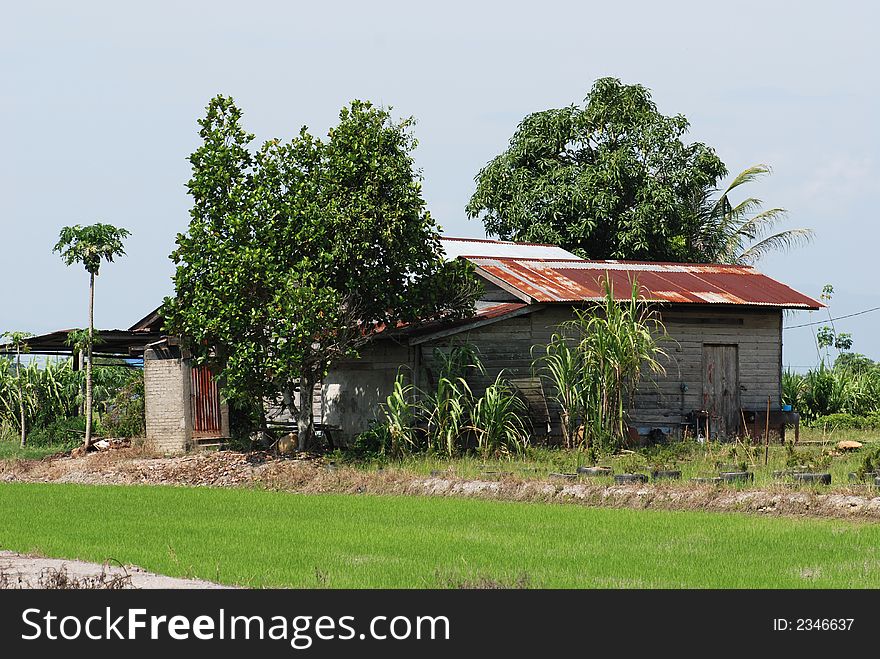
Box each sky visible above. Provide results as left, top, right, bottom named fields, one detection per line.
left=1, top=0, right=877, bottom=370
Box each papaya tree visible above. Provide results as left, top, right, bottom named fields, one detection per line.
left=54, top=223, right=130, bottom=449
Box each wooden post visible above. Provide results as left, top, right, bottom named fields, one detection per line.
left=764, top=396, right=771, bottom=466
left=740, top=409, right=750, bottom=444
left=705, top=414, right=710, bottom=452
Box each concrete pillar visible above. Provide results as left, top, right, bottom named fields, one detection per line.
left=144, top=355, right=192, bottom=454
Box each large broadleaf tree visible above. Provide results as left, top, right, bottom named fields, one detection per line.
left=165, top=96, right=477, bottom=450
left=466, top=77, right=727, bottom=261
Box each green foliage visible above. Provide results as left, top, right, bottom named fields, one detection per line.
left=25, top=417, right=88, bottom=448
left=164, top=96, right=477, bottom=446
left=858, top=446, right=880, bottom=479
left=533, top=338, right=582, bottom=449
left=375, top=372, right=420, bottom=458
left=466, top=77, right=726, bottom=261
left=784, top=356, right=880, bottom=422
left=807, top=413, right=880, bottom=432
left=535, top=277, right=667, bottom=454
left=53, top=224, right=130, bottom=276
left=353, top=345, right=529, bottom=459
left=425, top=366, right=475, bottom=457
left=101, top=373, right=145, bottom=437
left=0, top=359, right=143, bottom=442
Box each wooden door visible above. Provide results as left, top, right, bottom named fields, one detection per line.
left=702, top=344, right=739, bottom=440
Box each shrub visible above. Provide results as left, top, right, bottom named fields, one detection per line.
left=807, top=413, right=880, bottom=432
left=25, top=417, right=89, bottom=448
left=101, top=373, right=145, bottom=437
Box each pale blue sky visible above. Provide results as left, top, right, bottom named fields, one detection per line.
left=1, top=1, right=877, bottom=368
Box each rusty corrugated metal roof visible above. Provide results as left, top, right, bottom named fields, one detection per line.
left=468, top=257, right=822, bottom=309
left=370, top=302, right=532, bottom=338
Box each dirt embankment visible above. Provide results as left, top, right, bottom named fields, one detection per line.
left=3, top=448, right=880, bottom=521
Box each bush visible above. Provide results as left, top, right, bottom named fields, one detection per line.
left=26, top=417, right=89, bottom=448
left=101, top=374, right=145, bottom=437
left=807, top=413, right=880, bottom=431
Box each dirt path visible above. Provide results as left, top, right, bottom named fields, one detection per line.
left=0, top=551, right=230, bottom=589
left=3, top=447, right=880, bottom=522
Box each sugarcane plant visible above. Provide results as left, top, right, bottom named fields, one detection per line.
left=536, top=276, right=668, bottom=456
left=54, top=223, right=130, bottom=449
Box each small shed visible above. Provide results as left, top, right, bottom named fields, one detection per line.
left=315, top=237, right=822, bottom=445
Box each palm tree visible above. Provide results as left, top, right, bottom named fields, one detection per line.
left=689, top=164, right=814, bottom=265
left=54, top=223, right=130, bottom=449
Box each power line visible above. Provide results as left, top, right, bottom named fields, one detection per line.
left=784, top=306, right=880, bottom=329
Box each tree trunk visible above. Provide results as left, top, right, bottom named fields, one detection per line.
left=17, top=348, right=25, bottom=448
left=84, top=272, right=94, bottom=450
left=296, top=371, right=316, bottom=451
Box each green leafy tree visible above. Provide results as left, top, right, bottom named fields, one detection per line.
left=814, top=284, right=852, bottom=364
left=466, top=77, right=727, bottom=260
left=687, top=164, right=813, bottom=264
left=165, top=96, right=477, bottom=450
left=54, top=223, right=130, bottom=449
left=1, top=331, right=33, bottom=446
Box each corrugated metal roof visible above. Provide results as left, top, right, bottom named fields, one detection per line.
left=468, top=257, right=822, bottom=309
left=371, top=301, right=531, bottom=338
left=440, top=236, right=579, bottom=261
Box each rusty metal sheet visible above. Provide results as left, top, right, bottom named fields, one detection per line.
left=469, top=257, right=822, bottom=308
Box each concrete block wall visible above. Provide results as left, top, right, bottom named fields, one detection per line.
left=144, top=357, right=192, bottom=453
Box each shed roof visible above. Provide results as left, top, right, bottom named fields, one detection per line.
left=468, top=257, right=822, bottom=309
left=0, top=329, right=163, bottom=357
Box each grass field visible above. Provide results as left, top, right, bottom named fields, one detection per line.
left=1, top=482, right=879, bottom=588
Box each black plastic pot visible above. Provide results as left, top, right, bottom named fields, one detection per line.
left=790, top=472, right=831, bottom=485
left=651, top=470, right=681, bottom=481
left=614, top=473, right=649, bottom=484
left=716, top=463, right=746, bottom=473
left=719, top=471, right=754, bottom=483
left=577, top=466, right=613, bottom=477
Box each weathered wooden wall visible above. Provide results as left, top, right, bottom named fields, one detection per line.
left=317, top=304, right=783, bottom=444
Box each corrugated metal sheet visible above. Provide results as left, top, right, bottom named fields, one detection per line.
left=468, top=257, right=822, bottom=309
left=440, top=236, right=578, bottom=261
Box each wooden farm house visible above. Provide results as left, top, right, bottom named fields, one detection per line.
left=318, top=237, right=821, bottom=446
left=6, top=236, right=821, bottom=452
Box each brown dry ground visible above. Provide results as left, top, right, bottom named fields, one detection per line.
left=3, top=447, right=880, bottom=521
